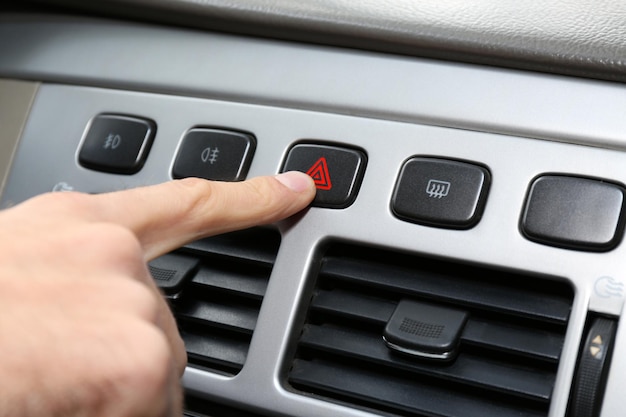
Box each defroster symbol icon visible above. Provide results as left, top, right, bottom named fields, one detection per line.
left=426, top=179, right=451, bottom=199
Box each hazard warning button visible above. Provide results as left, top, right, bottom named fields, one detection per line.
left=282, top=144, right=366, bottom=208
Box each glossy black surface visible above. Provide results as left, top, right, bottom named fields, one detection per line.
left=521, top=175, right=625, bottom=251
left=78, top=114, right=155, bottom=174
left=172, top=128, right=255, bottom=182
left=392, top=157, right=490, bottom=229
left=282, top=143, right=366, bottom=209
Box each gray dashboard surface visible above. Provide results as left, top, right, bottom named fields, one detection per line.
left=2, top=14, right=626, bottom=153
left=12, top=0, right=626, bottom=82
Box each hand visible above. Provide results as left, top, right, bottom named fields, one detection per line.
left=0, top=172, right=315, bottom=417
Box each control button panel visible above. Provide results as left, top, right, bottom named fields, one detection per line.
left=172, top=128, right=256, bottom=181
left=78, top=114, right=156, bottom=174
left=521, top=175, right=625, bottom=251
left=281, top=143, right=367, bottom=209
left=391, top=157, right=490, bottom=229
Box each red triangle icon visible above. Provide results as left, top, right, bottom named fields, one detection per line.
left=306, top=157, right=332, bottom=190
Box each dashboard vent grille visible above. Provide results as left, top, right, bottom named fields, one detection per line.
left=287, top=244, right=573, bottom=417
left=171, top=228, right=280, bottom=376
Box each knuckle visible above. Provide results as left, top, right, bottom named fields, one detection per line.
left=86, top=223, right=143, bottom=259
left=117, top=278, right=161, bottom=322
left=94, top=323, right=172, bottom=414
left=175, top=176, right=213, bottom=191
left=123, top=326, right=172, bottom=397
left=49, top=223, right=146, bottom=278
left=134, top=328, right=171, bottom=377
left=174, top=177, right=215, bottom=208
left=170, top=177, right=220, bottom=220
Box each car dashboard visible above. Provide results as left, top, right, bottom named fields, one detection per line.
left=1, top=2, right=626, bottom=417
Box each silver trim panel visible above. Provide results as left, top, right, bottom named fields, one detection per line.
left=2, top=14, right=626, bottom=150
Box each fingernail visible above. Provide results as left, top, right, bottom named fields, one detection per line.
left=274, top=171, right=314, bottom=193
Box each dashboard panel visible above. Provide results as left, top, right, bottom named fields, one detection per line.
left=1, top=6, right=626, bottom=417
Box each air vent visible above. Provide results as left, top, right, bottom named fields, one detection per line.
left=184, top=394, right=268, bottom=417
left=288, top=244, right=574, bottom=417
left=163, top=227, right=280, bottom=376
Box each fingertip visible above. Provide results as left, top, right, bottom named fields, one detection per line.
left=274, top=171, right=316, bottom=195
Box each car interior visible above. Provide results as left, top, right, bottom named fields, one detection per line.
left=1, top=1, right=626, bottom=416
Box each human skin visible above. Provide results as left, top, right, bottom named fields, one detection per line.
left=0, top=171, right=315, bottom=417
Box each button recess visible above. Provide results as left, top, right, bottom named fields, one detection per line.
left=172, top=128, right=256, bottom=182
left=78, top=114, right=156, bottom=174
left=391, top=157, right=490, bottom=229
left=521, top=175, right=625, bottom=251
left=282, top=143, right=366, bottom=209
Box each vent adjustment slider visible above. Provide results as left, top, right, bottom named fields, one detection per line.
left=383, top=299, right=468, bottom=361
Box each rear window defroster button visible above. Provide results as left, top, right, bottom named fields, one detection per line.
left=78, top=114, right=156, bottom=175
left=391, top=157, right=490, bottom=229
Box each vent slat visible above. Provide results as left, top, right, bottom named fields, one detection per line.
left=169, top=227, right=280, bottom=376
left=288, top=244, right=573, bottom=416
left=290, top=359, right=545, bottom=417
left=464, top=319, right=562, bottom=362
left=300, top=324, right=554, bottom=401
left=311, top=289, right=395, bottom=323
left=176, top=299, right=258, bottom=334
left=321, top=257, right=570, bottom=324
left=191, top=266, right=268, bottom=300
left=311, top=289, right=563, bottom=362
left=181, top=328, right=249, bottom=372
left=184, top=228, right=279, bottom=266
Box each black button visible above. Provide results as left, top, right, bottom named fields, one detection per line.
left=391, top=157, right=490, bottom=229
left=521, top=175, right=625, bottom=251
left=172, top=128, right=256, bottom=181
left=78, top=114, right=156, bottom=174
left=282, top=144, right=366, bottom=209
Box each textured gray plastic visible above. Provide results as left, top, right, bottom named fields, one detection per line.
left=2, top=15, right=626, bottom=417
left=2, top=15, right=626, bottom=152
left=12, top=0, right=626, bottom=82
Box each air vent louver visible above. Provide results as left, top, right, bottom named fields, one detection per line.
left=288, top=244, right=573, bottom=417
left=168, top=228, right=280, bottom=375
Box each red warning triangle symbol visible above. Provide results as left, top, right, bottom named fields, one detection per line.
left=306, top=157, right=332, bottom=190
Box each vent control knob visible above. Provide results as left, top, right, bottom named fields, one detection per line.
left=383, top=299, right=468, bottom=361
left=149, top=252, right=200, bottom=297
left=569, top=316, right=617, bottom=417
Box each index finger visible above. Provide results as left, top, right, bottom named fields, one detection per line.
left=92, top=172, right=316, bottom=260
